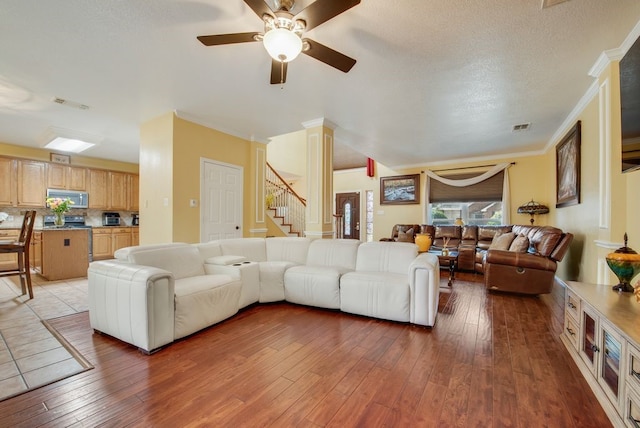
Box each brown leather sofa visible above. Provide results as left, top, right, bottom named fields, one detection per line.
left=421, top=224, right=573, bottom=295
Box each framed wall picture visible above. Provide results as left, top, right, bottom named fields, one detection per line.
left=556, top=121, right=581, bottom=208
left=50, top=153, right=70, bottom=164
left=380, top=174, right=420, bottom=205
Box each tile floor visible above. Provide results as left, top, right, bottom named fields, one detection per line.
left=0, top=274, right=89, bottom=400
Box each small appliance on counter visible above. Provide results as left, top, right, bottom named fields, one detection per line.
left=102, top=212, right=121, bottom=226
left=132, top=213, right=139, bottom=226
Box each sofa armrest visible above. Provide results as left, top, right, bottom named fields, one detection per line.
left=88, top=260, right=176, bottom=353
left=485, top=250, right=557, bottom=272
left=408, top=253, right=440, bottom=326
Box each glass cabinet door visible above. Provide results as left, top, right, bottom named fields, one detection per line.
left=598, top=320, right=624, bottom=410
left=601, top=329, right=621, bottom=397
left=581, top=308, right=598, bottom=373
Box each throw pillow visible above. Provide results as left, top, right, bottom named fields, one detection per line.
left=397, top=228, right=414, bottom=242
left=489, top=231, right=515, bottom=250
left=509, top=235, right=529, bottom=253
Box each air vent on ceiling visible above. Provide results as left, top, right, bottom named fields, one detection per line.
left=512, top=123, right=531, bottom=132
left=51, top=97, right=90, bottom=110
left=541, top=0, right=569, bottom=9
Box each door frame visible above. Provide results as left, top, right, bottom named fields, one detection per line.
left=334, top=190, right=362, bottom=240
left=200, top=157, right=244, bottom=243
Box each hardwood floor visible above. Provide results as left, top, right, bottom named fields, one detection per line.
left=0, top=272, right=611, bottom=427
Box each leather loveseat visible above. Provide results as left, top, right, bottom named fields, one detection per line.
left=88, top=238, right=440, bottom=353
left=380, top=224, right=423, bottom=243
left=421, top=224, right=573, bottom=295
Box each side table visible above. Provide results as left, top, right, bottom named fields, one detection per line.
left=426, top=250, right=459, bottom=286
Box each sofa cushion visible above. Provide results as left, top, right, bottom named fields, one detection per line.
left=129, top=246, right=205, bottom=280
left=220, top=238, right=267, bottom=262
left=489, top=232, right=515, bottom=250
left=173, top=275, right=241, bottom=339
left=284, top=266, right=345, bottom=309
left=265, top=237, right=311, bottom=264
left=305, top=239, right=360, bottom=270
left=397, top=228, right=414, bottom=242
left=258, top=261, right=297, bottom=302
left=355, top=242, right=417, bottom=275
left=509, top=235, right=529, bottom=253
left=340, top=271, right=410, bottom=323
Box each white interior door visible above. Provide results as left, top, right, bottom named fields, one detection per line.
left=201, top=159, right=243, bottom=242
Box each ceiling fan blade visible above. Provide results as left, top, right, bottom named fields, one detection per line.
left=197, top=32, right=261, bottom=46
left=303, top=39, right=356, bottom=73
left=294, top=0, right=360, bottom=32
left=244, top=0, right=274, bottom=19
left=270, top=60, right=288, bottom=85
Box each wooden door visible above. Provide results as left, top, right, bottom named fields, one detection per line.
left=47, top=163, right=67, bottom=189
left=112, top=228, right=132, bottom=253
left=201, top=159, right=243, bottom=242
left=17, top=160, right=46, bottom=207
left=128, top=174, right=139, bottom=211
left=336, top=192, right=360, bottom=240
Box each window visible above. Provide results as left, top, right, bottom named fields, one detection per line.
left=429, top=171, right=504, bottom=225
left=366, top=190, right=373, bottom=242
left=430, top=201, right=502, bottom=225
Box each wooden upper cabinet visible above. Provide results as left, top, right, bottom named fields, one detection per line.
left=47, top=164, right=88, bottom=191
left=128, top=174, right=139, bottom=211
left=17, top=160, right=46, bottom=207
left=88, top=169, right=109, bottom=209
left=0, top=157, right=16, bottom=206
left=109, top=172, right=128, bottom=210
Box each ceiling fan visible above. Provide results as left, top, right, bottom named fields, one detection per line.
left=197, top=0, right=360, bottom=85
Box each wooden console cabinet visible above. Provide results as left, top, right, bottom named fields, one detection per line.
left=37, top=229, right=89, bottom=280
left=562, top=281, right=640, bottom=427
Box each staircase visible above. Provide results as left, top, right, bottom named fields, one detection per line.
left=266, top=162, right=306, bottom=237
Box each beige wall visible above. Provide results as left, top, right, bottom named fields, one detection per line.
left=267, top=130, right=307, bottom=198
left=139, top=113, right=265, bottom=244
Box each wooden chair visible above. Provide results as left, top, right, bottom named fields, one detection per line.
left=0, top=210, right=37, bottom=299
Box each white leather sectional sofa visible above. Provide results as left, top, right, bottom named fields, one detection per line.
left=88, top=237, right=440, bottom=353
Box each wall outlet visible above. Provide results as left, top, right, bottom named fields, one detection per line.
left=163, top=198, right=169, bottom=207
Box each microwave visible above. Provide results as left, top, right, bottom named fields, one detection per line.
left=46, top=189, right=89, bottom=209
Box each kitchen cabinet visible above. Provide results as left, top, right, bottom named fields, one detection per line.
left=0, top=158, right=16, bottom=206
left=88, top=169, right=109, bottom=209
left=39, top=229, right=89, bottom=280
left=132, top=228, right=139, bottom=246
left=128, top=174, right=139, bottom=211
left=31, top=231, right=42, bottom=273
left=111, top=227, right=132, bottom=252
left=47, top=164, right=87, bottom=191
left=92, top=228, right=112, bottom=260
left=17, top=160, right=46, bottom=207
left=92, top=227, right=136, bottom=260
left=0, top=229, right=19, bottom=268
left=109, top=172, right=128, bottom=210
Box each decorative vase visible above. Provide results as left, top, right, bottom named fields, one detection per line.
left=54, top=212, right=65, bottom=227
left=606, top=233, right=640, bottom=292
left=442, top=247, right=449, bottom=257
left=454, top=217, right=464, bottom=226
left=415, top=233, right=432, bottom=252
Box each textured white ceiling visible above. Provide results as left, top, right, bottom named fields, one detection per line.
left=1, top=0, right=639, bottom=167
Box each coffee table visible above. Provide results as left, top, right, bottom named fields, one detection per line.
left=427, top=250, right=459, bottom=286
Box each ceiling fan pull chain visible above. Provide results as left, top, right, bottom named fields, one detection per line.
left=280, top=60, right=285, bottom=88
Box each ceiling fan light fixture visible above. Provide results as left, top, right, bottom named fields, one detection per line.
left=263, top=28, right=302, bottom=62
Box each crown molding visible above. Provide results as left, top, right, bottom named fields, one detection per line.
left=302, top=118, right=338, bottom=130
left=174, top=110, right=269, bottom=145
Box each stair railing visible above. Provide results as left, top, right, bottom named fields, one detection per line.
left=266, top=162, right=306, bottom=236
